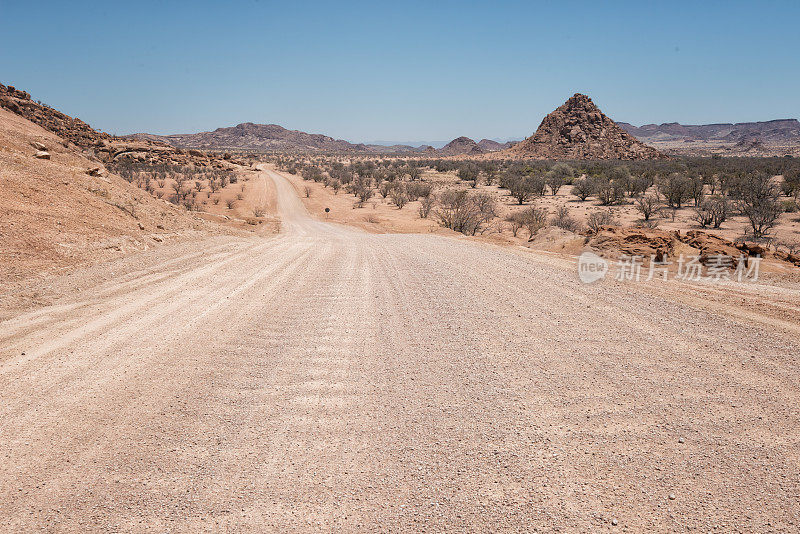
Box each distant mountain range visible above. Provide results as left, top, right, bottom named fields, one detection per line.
left=124, top=117, right=800, bottom=157
left=125, top=123, right=515, bottom=155
left=617, top=119, right=800, bottom=155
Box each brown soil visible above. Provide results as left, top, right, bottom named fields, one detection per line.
left=0, top=108, right=279, bottom=316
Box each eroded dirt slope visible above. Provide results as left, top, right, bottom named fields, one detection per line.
left=0, top=107, right=229, bottom=297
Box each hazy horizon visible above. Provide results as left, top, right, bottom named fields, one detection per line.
left=2, top=1, right=798, bottom=142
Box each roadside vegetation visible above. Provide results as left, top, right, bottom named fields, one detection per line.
left=274, top=154, right=800, bottom=254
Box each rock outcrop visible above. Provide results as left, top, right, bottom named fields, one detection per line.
left=0, top=81, right=244, bottom=169
left=508, top=93, right=665, bottom=160
left=0, top=82, right=111, bottom=149
left=438, top=136, right=485, bottom=156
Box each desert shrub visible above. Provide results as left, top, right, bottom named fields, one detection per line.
left=481, top=163, right=499, bottom=186
left=635, top=194, right=661, bottom=220
left=301, top=166, right=323, bottom=182
left=505, top=212, right=525, bottom=237
left=782, top=168, right=800, bottom=199
left=607, top=166, right=632, bottom=194
left=434, top=189, right=498, bottom=235
left=379, top=180, right=395, bottom=198
left=781, top=199, right=798, bottom=213
left=586, top=209, right=617, bottom=234
left=418, top=195, right=435, bottom=219
left=350, top=176, right=374, bottom=204
left=593, top=175, right=625, bottom=206
left=506, top=206, right=548, bottom=239
left=457, top=163, right=480, bottom=187
left=406, top=182, right=432, bottom=200
left=658, top=172, right=692, bottom=209
left=694, top=196, right=729, bottom=228
left=571, top=177, right=594, bottom=201
left=390, top=185, right=409, bottom=209
left=503, top=174, right=545, bottom=204
left=734, top=173, right=781, bottom=238
left=550, top=206, right=582, bottom=233
left=688, top=175, right=705, bottom=206
left=545, top=163, right=573, bottom=195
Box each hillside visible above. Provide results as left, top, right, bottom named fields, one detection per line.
left=0, top=87, right=250, bottom=311
left=506, top=93, right=665, bottom=160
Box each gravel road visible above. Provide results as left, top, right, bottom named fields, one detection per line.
left=1, top=169, right=799, bottom=532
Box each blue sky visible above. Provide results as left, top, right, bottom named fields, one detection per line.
left=1, top=0, right=798, bottom=144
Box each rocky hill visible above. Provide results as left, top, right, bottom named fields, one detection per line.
left=0, top=83, right=112, bottom=149
left=477, top=139, right=513, bottom=152
left=506, top=93, right=665, bottom=160
left=0, top=82, right=240, bottom=169
left=129, top=123, right=371, bottom=153
left=438, top=136, right=485, bottom=156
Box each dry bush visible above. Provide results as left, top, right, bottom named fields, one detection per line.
left=390, top=185, right=409, bottom=209
left=658, top=172, right=692, bottom=209
left=550, top=205, right=582, bottom=233
left=418, top=195, right=435, bottom=219
left=434, top=189, right=497, bottom=235
left=505, top=207, right=548, bottom=239
left=571, top=177, right=594, bottom=201
left=635, top=194, right=661, bottom=220
left=694, top=196, right=729, bottom=228
left=586, top=209, right=617, bottom=234
left=519, top=206, right=549, bottom=239
left=733, top=173, right=781, bottom=238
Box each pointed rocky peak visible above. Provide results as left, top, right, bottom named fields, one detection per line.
left=508, top=93, right=665, bottom=160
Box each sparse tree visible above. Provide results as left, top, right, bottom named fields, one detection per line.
left=571, top=177, right=594, bottom=201
left=635, top=194, right=661, bottom=220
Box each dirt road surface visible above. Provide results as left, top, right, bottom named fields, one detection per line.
left=2, top=168, right=799, bottom=532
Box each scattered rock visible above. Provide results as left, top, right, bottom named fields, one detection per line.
left=30, top=141, right=47, bottom=151
left=678, top=437, right=685, bottom=444
left=588, top=226, right=677, bottom=260
left=137, top=222, right=145, bottom=230
left=668, top=493, right=676, bottom=500
left=152, top=235, right=164, bottom=242
left=86, top=167, right=103, bottom=177
left=33, top=151, right=51, bottom=160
